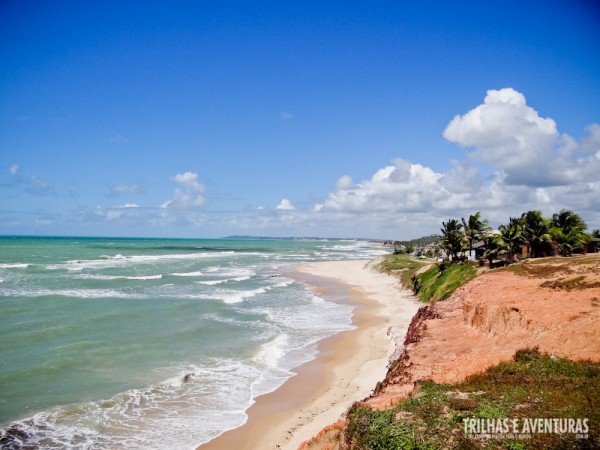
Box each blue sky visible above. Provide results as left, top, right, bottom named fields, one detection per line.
left=1, top=1, right=599, bottom=238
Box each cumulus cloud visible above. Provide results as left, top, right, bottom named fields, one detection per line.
left=579, top=123, right=600, bottom=159
left=9, top=164, right=18, bottom=175
left=162, top=171, right=205, bottom=209
left=335, top=175, right=354, bottom=190
left=172, top=172, right=204, bottom=191
left=276, top=199, right=295, bottom=210
left=443, top=88, right=600, bottom=187
left=317, top=159, right=443, bottom=215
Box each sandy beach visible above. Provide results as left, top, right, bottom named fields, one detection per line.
left=198, top=259, right=419, bottom=450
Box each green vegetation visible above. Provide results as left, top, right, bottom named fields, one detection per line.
left=551, top=209, right=590, bottom=256
left=462, top=212, right=491, bottom=259
left=380, top=208, right=594, bottom=303
left=375, top=253, right=430, bottom=290
left=498, top=217, right=525, bottom=262
left=436, top=209, right=593, bottom=263
left=439, top=219, right=464, bottom=261
left=414, top=262, right=477, bottom=302
left=520, top=210, right=553, bottom=258
left=344, top=349, right=599, bottom=449
left=376, top=254, right=475, bottom=303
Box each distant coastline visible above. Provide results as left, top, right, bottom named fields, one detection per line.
left=223, top=235, right=382, bottom=242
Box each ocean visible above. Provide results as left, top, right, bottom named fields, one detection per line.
left=0, top=236, right=388, bottom=449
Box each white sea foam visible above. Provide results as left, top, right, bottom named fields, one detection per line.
left=233, top=275, right=251, bottom=282
left=0, top=288, right=142, bottom=299
left=208, top=287, right=268, bottom=304
left=197, top=279, right=228, bottom=286
left=271, top=278, right=294, bottom=289
left=59, top=252, right=240, bottom=271
left=171, top=271, right=203, bottom=277
left=252, top=332, right=289, bottom=369
left=0, top=263, right=30, bottom=269
left=261, top=294, right=355, bottom=335
left=249, top=333, right=296, bottom=396
left=74, top=273, right=163, bottom=281
left=126, top=274, right=163, bottom=280
left=0, top=358, right=263, bottom=450
left=215, top=267, right=256, bottom=278
left=196, top=275, right=251, bottom=286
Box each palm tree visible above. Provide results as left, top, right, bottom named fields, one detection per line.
left=498, top=217, right=525, bottom=262
left=440, top=219, right=464, bottom=261
left=461, top=212, right=490, bottom=260
left=521, top=210, right=552, bottom=258
left=550, top=209, right=588, bottom=256
left=482, top=232, right=508, bottom=267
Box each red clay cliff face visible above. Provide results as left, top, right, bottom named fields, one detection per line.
left=299, top=255, right=600, bottom=449
left=368, top=257, right=600, bottom=410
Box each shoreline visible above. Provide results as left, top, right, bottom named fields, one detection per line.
left=197, top=259, right=419, bottom=450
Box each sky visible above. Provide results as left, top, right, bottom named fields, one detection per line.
left=1, top=0, right=599, bottom=239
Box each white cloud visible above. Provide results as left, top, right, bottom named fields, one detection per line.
left=580, top=123, right=600, bottom=152
left=335, top=175, right=354, bottom=190
left=9, top=164, right=18, bottom=175
left=172, top=172, right=204, bottom=192
left=118, top=203, right=140, bottom=208
left=280, top=111, right=294, bottom=121
left=313, top=151, right=599, bottom=237
left=443, top=88, right=558, bottom=170
left=317, top=159, right=443, bottom=215
left=443, top=88, right=600, bottom=187
left=276, top=199, right=295, bottom=210
left=439, top=161, right=484, bottom=194
left=163, top=172, right=205, bottom=209
left=534, top=188, right=551, bottom=204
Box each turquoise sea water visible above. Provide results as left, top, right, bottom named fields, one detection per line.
left=0, top=236, right=388, bottom=449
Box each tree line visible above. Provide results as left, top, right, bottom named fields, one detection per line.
left=439, top=210, right=600, bottom=265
